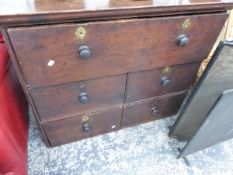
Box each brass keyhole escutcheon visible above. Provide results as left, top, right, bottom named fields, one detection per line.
left=82, top=115, right=90, bottom=122
left=76, top=27, right=87, bottom=40
left=78, top=82, right=86, bottom=90
left=182, top=19, right=191, bottom=30
left=161, top=66, right=172, bottom=75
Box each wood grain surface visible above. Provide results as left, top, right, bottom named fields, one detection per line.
left=44, top=107, right=122, bottom=146
left=126, top=62, right=200, bottom=103
left=30, top=75, right=126, bottom=123
left=123, top=92, right=187, bottom=128
left=8, top=13, right=227, bottom=88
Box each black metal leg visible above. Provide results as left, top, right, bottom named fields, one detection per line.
left=178, top=148, right=191, bottom=167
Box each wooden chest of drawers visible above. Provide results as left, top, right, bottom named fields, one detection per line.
left=1, top=0, right=233, bottom=146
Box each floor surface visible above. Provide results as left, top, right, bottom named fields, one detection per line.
left=28, top=112, right=233, bottom=175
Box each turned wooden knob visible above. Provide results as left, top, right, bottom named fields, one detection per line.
left=82, top=122, right=91, bottom=132
left=79, top=92, right=89, bottom=104
left=151, top=106, right=159, bottom=116
left=176, top=35, right=189, bottom=47
left=161, top=77, right=171, bottom=87
left=79, top=45, right=91, bottom=60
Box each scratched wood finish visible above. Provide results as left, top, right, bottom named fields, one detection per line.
left=30, top=75, right=126, bottom=123
left=126, top=63, right=200, bottom=103
left=8, top=13, right=227, bottom=88
left=43, top=107, right=122, bottom=146
left=123, top=92, right=187, bottom=128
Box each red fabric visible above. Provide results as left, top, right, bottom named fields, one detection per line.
left=0, top=36, right=28, bottom=175
left=0, top=33, right=3, bottom=42
left=0, top=37, right=8, bottom=82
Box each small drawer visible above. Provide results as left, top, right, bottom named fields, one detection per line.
left=126, top=63, right=200, bottom=103
left=43, top=107, right=122, bottom=146
left=30, top=75, right=126, bottom=123
left=122, top=92, right=187, bottom=128
left=8, top=13, right=227, bottom=87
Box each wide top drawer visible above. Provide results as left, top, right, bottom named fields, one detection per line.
left=8, top=13, right=227, bottom=88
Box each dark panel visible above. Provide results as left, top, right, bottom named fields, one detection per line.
left=30, top=75, right=126, bottom=123
left=170, top=42, right=233, bottom=139
left=126, top=63, right=200, bottom=103
left=179, top=90, right=233, bottom=158
left=8, top=13, right=227, bottom=87
left=123, top=92, right=187, bottom=128
left=44, top=107, right=122, bottom=146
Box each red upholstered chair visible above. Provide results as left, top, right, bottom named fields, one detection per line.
left=0, top=33, right=28, bottom=175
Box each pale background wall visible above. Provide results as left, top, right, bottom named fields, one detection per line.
left=198, top=10, right=233, bottom=77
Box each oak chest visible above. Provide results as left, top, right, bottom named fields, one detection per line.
left=1, top=0, right=233, bottom=146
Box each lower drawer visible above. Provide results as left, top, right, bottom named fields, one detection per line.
left=43, top=107, right=122, bottom=146
left=126, top=63, right=200, bottom=103
left=31, top=75, right=126, bottom=123
left=122, top=92, right=187, bottom=127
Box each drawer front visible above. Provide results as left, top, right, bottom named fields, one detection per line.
left=122, top=92, right=187, bottom=127
left=30, top=75, right=126, bottom=123
left=44, top=107, right=122, bottom=146
left=126, top=63, right=200, bottom=103
left=8, top=13, right=227, bottom=87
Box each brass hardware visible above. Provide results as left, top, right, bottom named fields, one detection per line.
left=82, top=115, right=90, bottom=122
left=82, top=115, right=91, bottom=132
left=161, top=77, right=171, bottom=87
left=76, top=27, right=87, bottom=40
left=79, top=45, right=91, bottom=60
left=182, top=19, right=191, bottom=30
left=162, top=66, right=172, bottom=74
left=177, top=35, right=189, bottom=47
left=78, top=82, right=86, bottom=90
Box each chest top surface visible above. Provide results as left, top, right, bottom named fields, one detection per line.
left=0, top=0, right=233, bottom=26
left=0, top=0, right=233, bottom=14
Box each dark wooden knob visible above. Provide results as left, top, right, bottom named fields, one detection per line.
left=82, top=122, right=91, bottom=132
left=79, top=45, right=91, bottom=60
left=176, top=35, right=189, bottom=47
left=161, top=77, right=171, bottom=87
left=151, top=106, right=159, bottom=116
left=79, top=92, right=89, bottom=104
